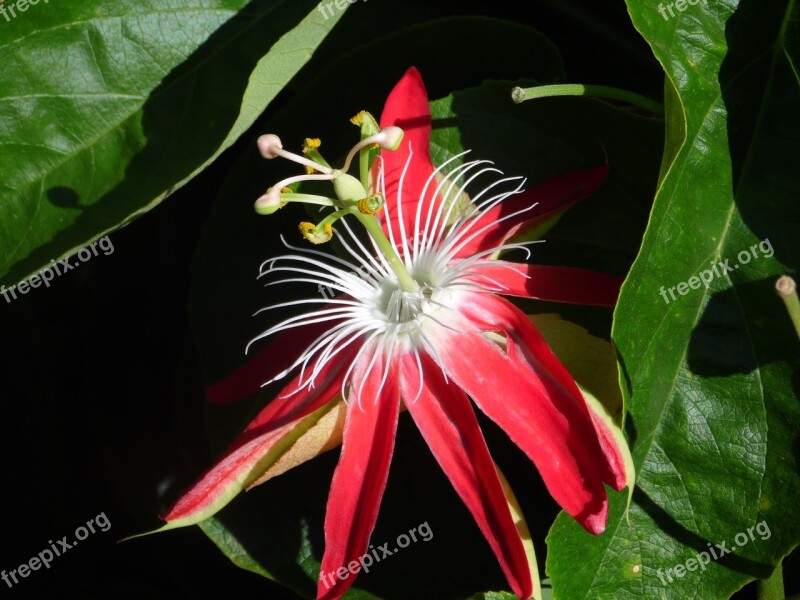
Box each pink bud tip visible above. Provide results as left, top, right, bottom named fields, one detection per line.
left=254, top=189, right=284, bottom=214
left=377, top=126, right=404, bottom=150
left=257, top=134, right=283, bottom=159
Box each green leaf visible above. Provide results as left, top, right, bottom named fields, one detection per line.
left=0, top=0, right=345, bottom=288
left=198, top=516, right=277, bottom=581
left=547, top=0, right=800, bottom=598
left=467, top=579, right=554, bottom=600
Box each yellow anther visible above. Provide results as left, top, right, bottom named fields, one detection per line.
left=350, top=111, right=369, bottom=125
left=357, top=194, right=385, bottom=215
left=303, top=138, right=321, bottom=152
left=358, top=198, right=377, bottom=214
left=350, top=111, right=380, bottom=135
left=299, top=222, right=334, bottom=245
left=302, top=138, right=325, bottom=174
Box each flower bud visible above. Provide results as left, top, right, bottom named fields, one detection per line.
left=257, top=134, right=283, bottom=159
left=254, top=189, right=285, bottom=215
left=376, top=126, right=404, bottom=151
left=333, top=173, right=368, bottom=203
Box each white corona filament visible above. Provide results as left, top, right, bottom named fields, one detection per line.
left=249, top=148, right=541, bottom=409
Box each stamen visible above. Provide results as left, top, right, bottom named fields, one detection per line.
left=341, top=127, right=405, bottom=174
left=299, top=222, right=334, bottom=245
left=350, top=111, right=380, bottom=131
left=256, top=134, right=282, bottom=159
left=257, top=134, right=333, bottom=175
left=254, top=187, right=289, bottom=215
left=302, top=137, right=330, bottom=174
left=254, top=174, right=340, bottom=213
left=357, top=194, right=385, bottom=215
left=350, top=111, right=382, bottom=190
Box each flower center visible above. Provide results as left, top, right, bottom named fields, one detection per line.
left=378, top=284, right=425, bottom=324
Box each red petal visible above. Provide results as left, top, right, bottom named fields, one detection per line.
left=466, top=261, right=623, bottom=307
left=428, top=295, right=609, bottom=534
left=453, top=166, right=609, bottom=258
left=460, top=292, right=625, bottom=496
left=584, top=399, right=632, bottom=493
left=401, top=351, right=533, bottom=600
left=207, top=318, right=337, bottom=405
left=318, top=345, right=401, bottom=600
left=162, top=348, right=352, bottom=526
left=377, top=67, right=437, bottom=246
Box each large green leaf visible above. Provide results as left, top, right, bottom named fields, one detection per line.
left=0, top=0, right=345, bottom=288
left=547, top=0, right=800, bottom=598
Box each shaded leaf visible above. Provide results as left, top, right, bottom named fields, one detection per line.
left=547, top=0, right=800, bottom=598
left=0, top=0, right=345, bottom=287
left=198, top=516, right=277, bottom=581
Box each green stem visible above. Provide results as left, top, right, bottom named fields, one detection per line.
left=359, top=146, right=370, bottom=192
left=352, top=211, right=417, bottom=292
left=511, top=83, right=664, bottom=116
left=776, top=275, right=800, bottom=340
left=757, top=564, right=784, bottom=600
left=317, top=209, right=351, bottom=230
left=278, top=193, right=337, bottom=206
